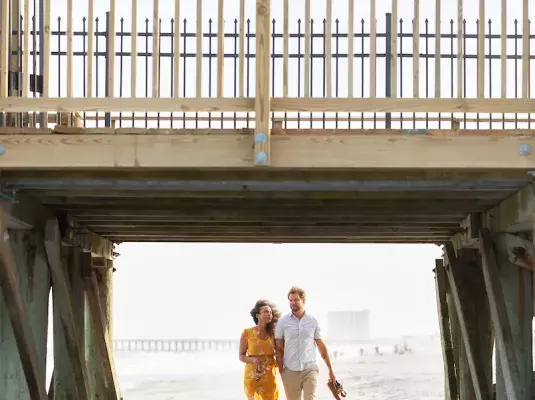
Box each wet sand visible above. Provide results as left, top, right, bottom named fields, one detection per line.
left=114, top=342, right=444, bottom=399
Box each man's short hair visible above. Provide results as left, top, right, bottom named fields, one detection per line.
left=287, top=286, right=307, bottom=302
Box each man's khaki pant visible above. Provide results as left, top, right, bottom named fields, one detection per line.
left=281, top=366, right=318, bottom=400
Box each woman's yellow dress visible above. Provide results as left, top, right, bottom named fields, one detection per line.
left=243, top=327, right=279, bottom=400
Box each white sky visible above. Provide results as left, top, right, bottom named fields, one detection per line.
left=33, top=0, right=532, bottom=341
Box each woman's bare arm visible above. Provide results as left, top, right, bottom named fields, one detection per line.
left=275, top=339, right=284, bottom=371
left=239, top=331, right=259, bottom=364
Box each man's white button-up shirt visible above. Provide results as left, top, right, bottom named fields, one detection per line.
left=275, top=311, right=322, bottom=371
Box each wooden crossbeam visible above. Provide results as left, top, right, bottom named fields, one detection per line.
left=0, top=211, right=47, bottom=400
left=43, top=218, right=91, bottom=400
left=1, top=133, right=535, bottom=169
left=0, top=98, right=533, bottom=114
left=81, top=253, right=120, bottom=399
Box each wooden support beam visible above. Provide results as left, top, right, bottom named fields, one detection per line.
left=444, top=243, right=491, bottom=400
left=0, top=213, right=48, bottom=400
left=479, top=229, right=530, bottom=400
left=485, top=182, right=535, bottom=233
left=1, top=132, right=535, bottom=170
left=43, top=218, right=91, bottom=400
left=82, top=253, right=120, bottom=399
left=0, top=97, right=533, bottom=114
left=0, top=191, right=115, bottom=259
left=254, top=0, right=271, bottom=166
left=64, top=224, right=115, bottom=261
left=0, top=97, right=253, bottom=113
left=270, top=98, right=535, bottom=114
left=52, top=247, right=86, bottom=397
left=434, top=259, right=458, bottom=400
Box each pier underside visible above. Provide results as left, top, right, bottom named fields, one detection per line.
left=1, top=128, right=534, bottom=244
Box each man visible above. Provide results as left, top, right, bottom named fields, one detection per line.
left=275, top=286, right=336, bottom=400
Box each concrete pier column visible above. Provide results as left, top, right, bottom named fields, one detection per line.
left=0, top=230, right=51, bottom=398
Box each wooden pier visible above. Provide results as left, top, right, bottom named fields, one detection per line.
left=0, top=0, right=533, bottom=399
left=112, top=338, right=239, bottom=353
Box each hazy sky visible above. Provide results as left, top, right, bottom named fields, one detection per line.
left=112, top=242, right=443, bottom=340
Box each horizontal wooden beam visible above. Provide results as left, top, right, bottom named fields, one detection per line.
left=0, top=98, right=253, bottom=113
left=63, top=226, right=115, bottom=261
left=0, top=98, right=534, bottom=114
left=1, top=168, right=530, bottom=183
left=108, top=234, right=451, bottom=242
left=271, top=98, right=535, bottom=114
left=1, top=134, right=535, bottom=169
left=12, top=189, right=516, bottom=200
left=87, top=225, right=455, bottom=235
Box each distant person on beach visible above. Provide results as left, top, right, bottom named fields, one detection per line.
left=239, top=299, right=281, bottom=399
left=275, top=286, right=337, bottom=400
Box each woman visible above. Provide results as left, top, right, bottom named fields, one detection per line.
left=239, top=299, right=281, bottom=400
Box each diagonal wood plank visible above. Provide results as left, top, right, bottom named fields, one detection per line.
left=43, top=217, right=90, bottom=400
left=0, top=212, right=47, bottom=400
left=434, top=259, right=458, bottom=400
left=444, top=242, right=489, bottom=400
left=479, top=229, right=524, bottom=400
left=81, top=252, right=121, bottom=399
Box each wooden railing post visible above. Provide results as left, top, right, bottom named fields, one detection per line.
left=254, top=0, right=271, bottom=166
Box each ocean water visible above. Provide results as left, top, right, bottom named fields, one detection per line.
left=112, top=341, right=445, bottom=399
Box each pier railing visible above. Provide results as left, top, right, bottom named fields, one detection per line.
left=0, top=0, right=533, bottom=164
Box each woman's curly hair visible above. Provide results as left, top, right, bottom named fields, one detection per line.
left=250, top=299, right=281, bottom=336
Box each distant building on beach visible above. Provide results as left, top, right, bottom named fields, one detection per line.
left=326, top=310, right=370, bottom=342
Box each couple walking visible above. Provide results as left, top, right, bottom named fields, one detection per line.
left=239, top=286, right=337, bottom=400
